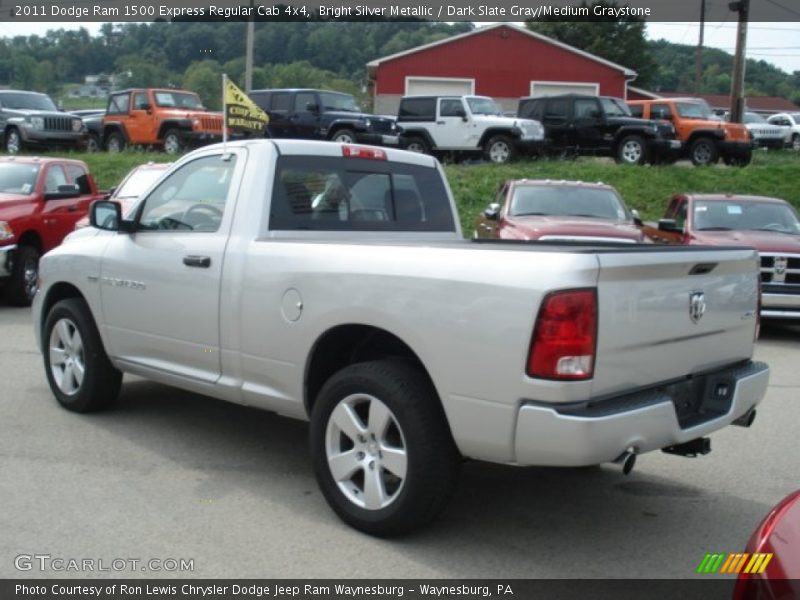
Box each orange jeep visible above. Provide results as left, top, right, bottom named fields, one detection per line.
left=628, top=98, right=752, bottom=166
left=101, top=88, right=225, bottom=154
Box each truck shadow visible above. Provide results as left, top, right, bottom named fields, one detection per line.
left=86, top=378, right=774, bottom=578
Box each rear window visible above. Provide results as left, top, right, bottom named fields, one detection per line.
left=398, top=98, right=436, bottom=122
left=269, top=156, right=454, bottom=232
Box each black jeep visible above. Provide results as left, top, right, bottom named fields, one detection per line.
left=517, top=94, right=681, bottom=165
left=249, top=89, right=400, bottom=146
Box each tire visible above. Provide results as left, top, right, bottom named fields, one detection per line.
left=105, top=131, right=126, bottom=153
left=689, top=137, right=719, bottom=166
left=403, top=136, right=430, bottom=155
left=5, top=245, right=40, bottom=306
left=5, top=127, right=22, bottom=154
left=331, top=129, right=356, bottom=144
left=309, top=360, right=461, bottom=537
left=162, top=129, right=183, bottom=155
left=484, top=135, right=516, bottom=164
left=616, top=135, right=647, bottom=165
left=43, top=298, right=122, bottom=413
left=791, top=134, right=800, bottom=151
left=85, top=133, right=101, bottom=153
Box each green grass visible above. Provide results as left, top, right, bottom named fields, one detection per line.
left=445, top=150, right=800, bottom=234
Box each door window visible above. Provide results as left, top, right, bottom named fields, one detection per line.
left=44, top=166, right=68, bottom=193
left=132, top=93, right=149, bottom=110
left=574, top=99, right=600, bottom=119
left=107, top=94, right=130, bottom=115
left=293, top=92, right=317, bottom=113
left=439, top=99, right=464, bottom=117
left=65, top=164, right=91, bottom=194
left=137, top=155, right=237, bottom=232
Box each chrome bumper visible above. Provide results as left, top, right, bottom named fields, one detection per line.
left=0, top=244, right=16, bottom=278
left=514, top=361, right=769, bottom=466
left=761, top=292, right=800, bottom=319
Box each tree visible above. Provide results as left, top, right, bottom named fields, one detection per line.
left=526, top=0, right=657, bottom=88
left=182, top=60, right=222, bottom=110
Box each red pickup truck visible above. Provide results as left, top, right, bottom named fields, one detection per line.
left=0, top=156, right=104, bottom=305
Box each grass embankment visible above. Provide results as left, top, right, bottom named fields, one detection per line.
left=27, top=148, right=800, bottom=237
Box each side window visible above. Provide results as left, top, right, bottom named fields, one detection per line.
left=628, top=104, right=644, bottom=118
left=439, top=99, right=464, bottom=117
left=44, top=166, right=68, bottom=193
left=574, top=99, right=600, bottom=119
left=293, top=92, right=317, bottom=113
left=545, top=99, right=568, bottom=118
left=269, top=156, right=454, bottom=232
left=137, top=155, right=237, bottom=233
left=398, top=98, right=436, bottom=122
left=132, top=93, right=149, bottom=111
left=107, top=94, right=130, bottom=115
left=652, top=104, right=672, bottom=120
left=519, top=100, right=544, bottom=121
left=674, top=200, right=687, bottom=228
left=65, top=164, right=91, bottom=194
left=271, top=93, right=291, bottom=112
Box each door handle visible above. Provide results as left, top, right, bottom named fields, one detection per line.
left=436, top=121, right=445, bottom=125
left=183, top=255, right=211, bottom=268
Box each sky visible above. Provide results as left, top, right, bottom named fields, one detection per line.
left=0, top=20, right=798, bottom=76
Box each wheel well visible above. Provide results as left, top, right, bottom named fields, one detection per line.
left=103, top=125, right=127, bottom=141
left=687, top=132, right=719, bottom=146
left=39, top=282, right=84, bottom=341
left=157, top=122, right=191, bottom=140
left=17, top=231, right=42, bottom=254
left=304, top=325, right=435, bottom=415
left=478, top=129, right=515, bottom=147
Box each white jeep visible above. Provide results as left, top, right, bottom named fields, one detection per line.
left=397, top=95, right=545, bottom=163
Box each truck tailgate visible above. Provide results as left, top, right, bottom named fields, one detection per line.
left=592, top=247, right=759, bottom=398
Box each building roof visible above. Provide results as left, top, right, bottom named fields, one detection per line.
left=366, top=23, right=637, bottom=79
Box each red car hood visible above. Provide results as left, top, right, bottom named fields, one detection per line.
left=0, top=193, right=33, bottom=210
left=505, top=215, right=642, bottom=242
left=690, top=230, right=800, bottom=253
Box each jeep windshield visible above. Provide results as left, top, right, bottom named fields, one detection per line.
left=510, top=185, right=629, bottom=221
left=676, top=102, right=713, bottom=120
left=0, top=163, right=40, bottom=195
left=0, top=92, right=57, bottom=112
left=466, top=97, right=502, bottom=116
left=319, top=92, right=359, bottom=113
left=600, top=98, right=630, bottom=117
left=694, top=200, right=800, bottom=234
left=153, top=91, right=204, bottom=110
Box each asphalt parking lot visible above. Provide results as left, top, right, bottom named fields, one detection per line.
left=1, top=305, right=798, bottom=579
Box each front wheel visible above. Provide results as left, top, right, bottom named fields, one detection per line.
left=310, top=360, right=460, bottom=537
left=484, top=135, right=516, bottom=164
left=162, top=129, right=183, bottom=155
left=85, top=133, right=101, bottom=153
left=791, top=134, right=800, bottom=151
left=616, top=135, right=647, bottom=165
left=403, top=136, right=430, bottom=155
left=5, top=127, right=22, bottom=154
left=105, top=131, right=126, bottom=153
left=689, top=137, right=719, bottom=166
left=5, top=245, right=40, bottom=306
left=43, top=298, right=122, bottom=413
left=331, top=129, right=356, bottom=144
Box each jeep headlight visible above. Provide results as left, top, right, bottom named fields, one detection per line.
left=29, top=116, right=44, bottom=130
left=0, top=221, right=14, bottom=241
left=72, top=119, right=83, bottom=132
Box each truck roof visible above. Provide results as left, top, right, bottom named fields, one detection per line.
left=683, top=193, right=790, bottom=205
left=0, top=156, right=89, bottom=167
left=510, top=179, right=615, bottom=190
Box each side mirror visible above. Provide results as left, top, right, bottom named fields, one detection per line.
left=658, top=218, right=681, bottom=233
left=90, top=200, right=122, bottom=231
left=630, top=209, right=643, bottom=227
left=44, top=184, right=81, bottom=201
left=483, top=202, right=501, bottom=220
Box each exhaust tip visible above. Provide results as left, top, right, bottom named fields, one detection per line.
left=612, top=449, right=637, bottom=475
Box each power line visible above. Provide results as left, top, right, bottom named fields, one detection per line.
left=764, top=0, right=800, bottom=18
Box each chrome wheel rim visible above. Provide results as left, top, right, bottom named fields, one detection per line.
left=6, top=131, right=20, bottom=154
left=325, top=393, right=407, bottom=510
left=164, top=134, right=181, bottom=154
left=23, top=256, right=38, bottom=301
left=489, top=141, right=510, bottom=163
left=694, top=143, right=712, bottom=164
left=621, top=140, right=642, bottom=163
left=49, top=318, right=85, bottom=396
left=333, top=132, right=354, bottom=143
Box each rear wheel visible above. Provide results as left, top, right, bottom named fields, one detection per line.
left=4, top=127, right=22, bottom=154
left=484, top=135, right=516, bottom=164
left=689, top=137, right=719, bottom=166
left=403, top=136, right=430, bottom=155
left=310, top=360, right=460, bottom=537
left=616, top=135, right=647, bottom=165
left=5, top=245, right=39, bottom=306
left=105, top=131, right=126, bottom=153
left=43, top=298, right=122, bottom=413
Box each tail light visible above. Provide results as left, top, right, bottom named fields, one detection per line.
left=527, top=288, right=597, bottom=380
left=342, top=145, right=386, bottom=160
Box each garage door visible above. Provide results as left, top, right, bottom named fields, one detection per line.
left=406, top=77, right=474, bottom=96
left=529, top=82, right=599, bottom=97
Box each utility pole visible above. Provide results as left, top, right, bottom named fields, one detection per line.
left=728, top=0, right=749, bottom=122
left=694, top=0, right=706, bottom=95
left=244, top=0, right=254, bottom=93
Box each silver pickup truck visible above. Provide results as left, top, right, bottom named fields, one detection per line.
left=33, top=140, right=769, bottom=536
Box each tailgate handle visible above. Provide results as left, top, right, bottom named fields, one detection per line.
left=183, top=255, right=211, bottom=268
left=689, top=263, right=717, bottom=275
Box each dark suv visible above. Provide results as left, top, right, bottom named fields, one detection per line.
left=517, top=94, right=681, bottom=165
left=249, top=88, right=400, bottom=146
left=0, top=90, right=87, bottom=154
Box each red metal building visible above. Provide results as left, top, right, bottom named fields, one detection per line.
left=367, top=24, right=637, bottom=115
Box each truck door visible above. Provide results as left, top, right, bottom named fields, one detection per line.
left=289, top=91, right=321, bottom=139
left=541, top=98, right=571, bottom=148
left=128, top=91, right=159, bottom=144
left=432, top=98, right=473, bottom=148
left=99, top=148, right=245, bottom=383
left=573, top=97, right=605, bottom=150
left=37, top=163, right=81, bottom=252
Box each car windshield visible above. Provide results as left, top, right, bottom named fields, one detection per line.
left=791, top=113, right=800, bottom=122
left=115, top=167, right=168, bottom=199
left=510, top=185, right=628, bottom=221
left=600, top=97, right=630, bottom=117
left=744, top=112, right=767, bottom=124
left=153, top=91, right=204, bottom=110
left=676, top=102, right=713, bottom=119
left=693, top=200, right=800, bottom=234
left=0, top=163, right=40, bottom=195
left=319, top=92, right=359, bottom=113
left=467, top=97, right=502, bottom=116
left=0, top=92, right=57, bottom=111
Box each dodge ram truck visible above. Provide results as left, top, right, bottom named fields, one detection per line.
left=33, top=139, right=769, bottom=536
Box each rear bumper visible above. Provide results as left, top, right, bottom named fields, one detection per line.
left=514, top=360, right=769, bottom=466
left=0, top=244, right=16, bottom=278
